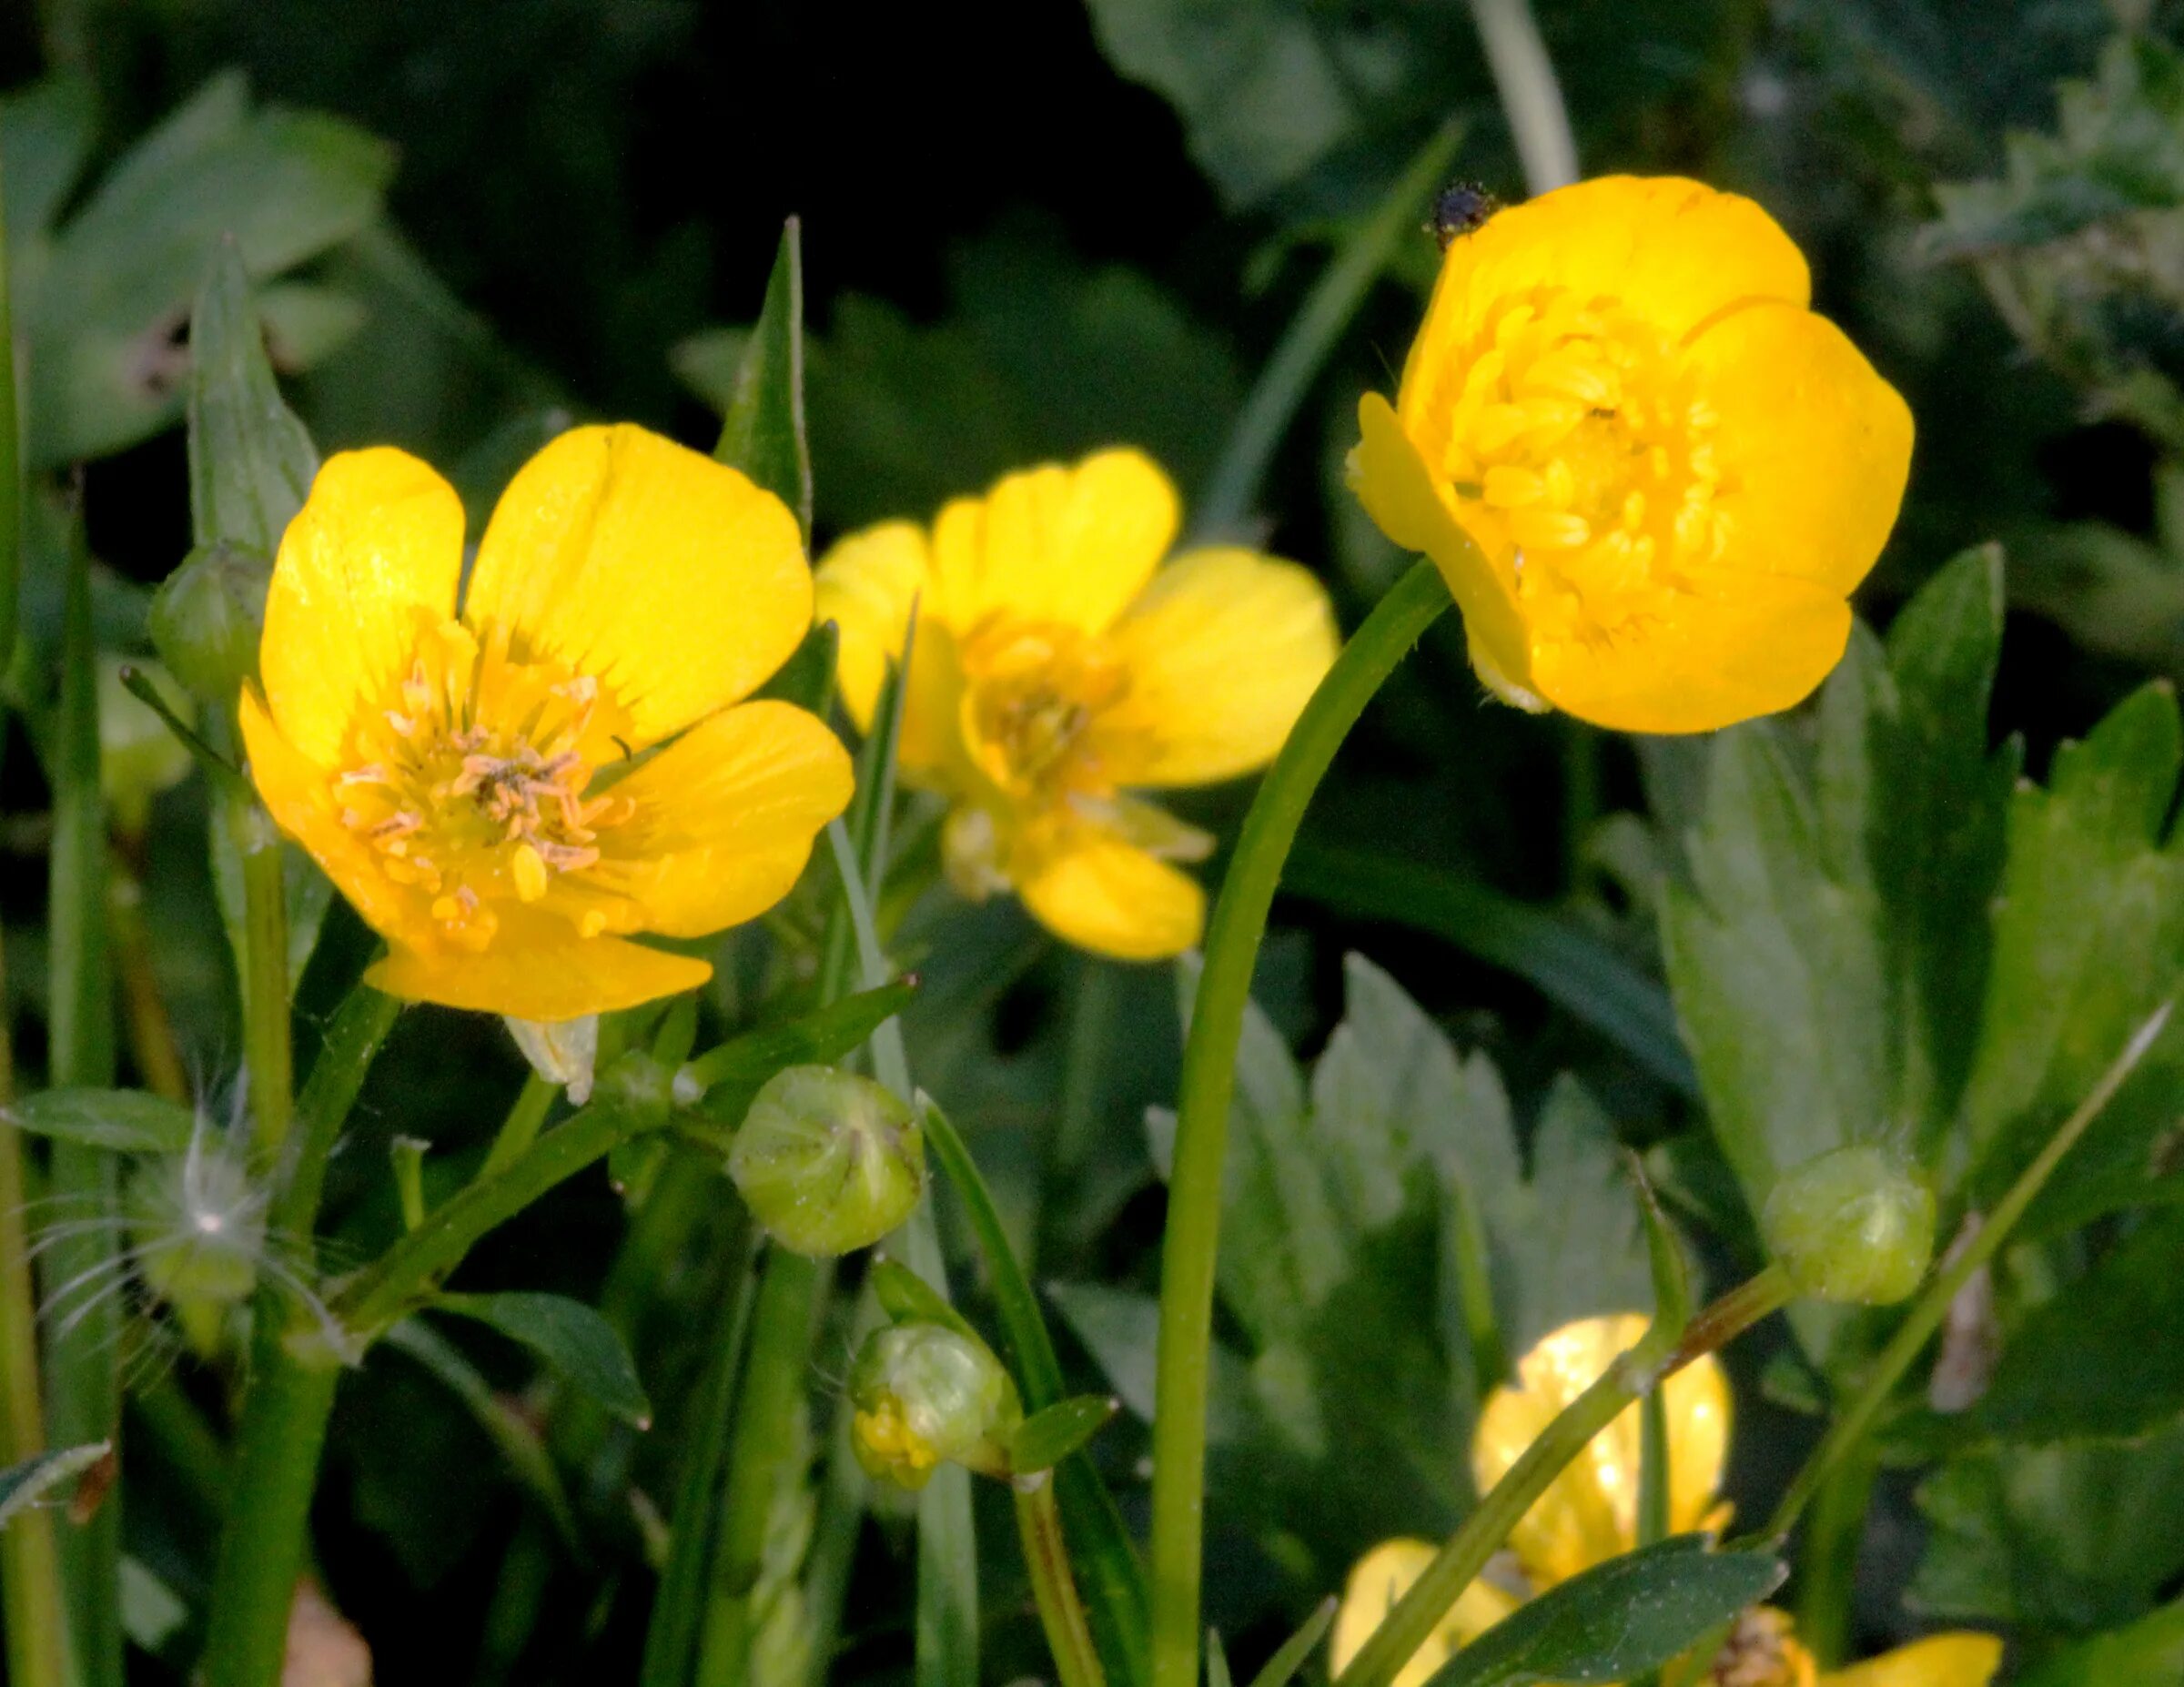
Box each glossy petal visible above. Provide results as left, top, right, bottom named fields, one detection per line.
left=1330, top=1540, right=1522, bottom=1687
left=1528, top=567, right=1853, bottom=733
left=1400, top=176, right=1810, bottom=422
left=259, top=447, right=465, bottom=767
left=814, top=520, right=929, bottom=732
left=585, top=701, right=854, bottom=938
left=367, top=918, right=713, bottom=1019
left=1015, top=825, right=1205, bottom=961
left=1689, top=301, right=1916, bottom=592
left=1472, top=1314, right=1732, bottom=1590
left=1097, top=547, right=1340, bottom=786
left=239, top=685, right=430, bottom=949
left=1350, top=394, right=1541, bottom=710
left=1824, top=1634, right=2003, bottom=1687
left=465, top=423, right=812, bottom=746
left=928, top=450, right=1177, bottom=635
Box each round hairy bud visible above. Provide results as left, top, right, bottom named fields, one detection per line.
left=1763, top=1145, right=1936, bottom=1305
left=848, top=1322, right=1016, bottom=1490
left=728, top=1066, right=923, bottom=1257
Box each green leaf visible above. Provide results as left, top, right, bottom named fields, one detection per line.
left=0, top=74, right=96, bottom=247
left=3, top=1089, right=194, bottom=1154
left=21, top=71, right=392, bottom=467
left=1966, top=1207, right=2184, bottom=1443
left=433, top=1292, right=652, bottom=1428
left=1663, top=551, right=2015, bottom=1222
left=2012, top=1598, right=2184, bottom=1687
left=869, top=1259, right=982, bottom=1349
left=1247, top=1597, right=1338, bottom=1687
left=1008, top=1397, right=1119, bottom=1476
left=1632, top=1158, right=1692, bottom=1348
left=1957, top=682, right=2184, bottom=1230
left=713, top=217, right=811, bottom=540
left=185, top=237, right=319, bottom=554
left=1911, top=1422, right=2184, bottom=1631
left=0, top=1443, right=110, bottom=1530
left=1207, top=1628, right=1235, bottom=1687
left=1426, top=1536, right=1785, bottom=1687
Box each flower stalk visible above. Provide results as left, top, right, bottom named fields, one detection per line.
left=1017, top=1473, right=1107, bottom=1687
left=1148, top=555, right=1451, bottom=1687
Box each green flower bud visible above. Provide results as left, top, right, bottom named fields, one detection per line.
left=1763, top=1145, right=1936, bottom=1305
left=98, top=658, right=194, bottom=840
left=849, top=1322, right=1017, bottom=1490
left=148, top=540, right=269, bottom=704
left=728, top=1066, right=923, bottom=1257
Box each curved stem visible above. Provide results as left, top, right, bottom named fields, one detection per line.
left=1762, top=1001, right=2172, bottom=1542
left=1148, top=558, right=1451, bottom=1687
left=1333, top=1268, right=1793, bottom=1687
left=1018, top=1475, right=1107, bottom=1687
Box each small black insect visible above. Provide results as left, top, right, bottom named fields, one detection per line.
left=1427, top=181, right=1501, bottom=249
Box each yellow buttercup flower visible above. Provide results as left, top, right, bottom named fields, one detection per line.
left=1330, top=1316, right=2000, bottom=1687
left=241, top=423, right=854, bottom=1020
left=1350, top=176, right=1913, bottom=733
left=814, top=449, right=1339, bottom=960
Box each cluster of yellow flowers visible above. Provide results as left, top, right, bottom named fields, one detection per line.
left=1331, top=1316, right=2003, bottom=1687
left=243, top=174, right=1912, bottom=1015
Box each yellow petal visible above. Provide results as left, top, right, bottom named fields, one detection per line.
left=239, top=685, right=430, bottom=951
left=814, top=520, right=930, bottom=732
left=1528, top=567, right=1853, bottom=734
left=1097, top=547, right=1340, bottom=787
left=1473, top=1314, right=1731, bottom=1590
left=259, top=447, right=465, bottom=767
left=1823, top=1634, right=2003, bottom=1687
left=1330, top=1540, right=1522, bottom=1687
left=366, top=920, right=712, bottom=1019
left=928, top=450, right=1178, bottom=635
left=464, top=423, right=812, bottom=746
left=1350, top=394, right=1541, bottom=711
left=584, top=701, right=854, bottom=938
left=1401, top=177, right=1810, bottom=424
left=1686, top=301, right=1915, bottom=593
left=1015, top=824, right=1205, bottom=961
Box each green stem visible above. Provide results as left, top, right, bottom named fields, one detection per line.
left=1193, top=125, right=1463, bottom=538
left=1149, top=558, right=1450, bottom=1687
left=637, top=1208, right=759, bottom=1687
left=1447, top=1178, right=1507, bottom=1402
left=1762, top=1001, right=2172, bottom=1542
left=0, top=126, right=22, bottom=660
left=0, top=943, right=73, bottom=1687
left=480, top=1073, right=555, bottom=1181
left=1792, top=1454, right=1872, bottom=1669
left=198, top=979, right=400, bottom=1687
left=46, top=500, right=120, bottom=1687
left=228, top=777, right=293, bottom=1157
left=332, top=1084, right=670, bottom=1338
left=693, top=1248, right=819, bottom=1687
left=1017, top=1475, right=1107, bottom=1687
left=1637, top=1388, right=1669, bottom=1547
left=1334, top=1268, right=1793, bottom=1687
left=1044, top=958, right=1118, bottom=1266
left=1465, top=0, right=1579, bottom=194
left=109, top=861, right=188, bottom=1104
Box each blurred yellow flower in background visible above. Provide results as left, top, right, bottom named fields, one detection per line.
left=1330, top=1315, right=1999, bottom=1687
left=1350, top=175, right=1912, bottom=733
left=242, top=423, right=852, bottom=1020
left=814, top=449, right=1338, bottom=959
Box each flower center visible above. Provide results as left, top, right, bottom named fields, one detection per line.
left=1709, top=1610, right=1817, bottom=1687
left=1431, top=289, right=1734, bottom=646
left=956, top=615, right=1136, bottom=803
left=331, top=619, right=636, bottom=951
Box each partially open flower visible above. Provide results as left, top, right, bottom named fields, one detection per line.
left=240, top=424, right=853, bottom=1019
left=849, top=1321, right=1016, bottom=1490
left=1350, top=176, right=1912, bottom=732
left=728, top=1066, right=924, bottom=1257
left=815, top=450, right=1338, bottom=959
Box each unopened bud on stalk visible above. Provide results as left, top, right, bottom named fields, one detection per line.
left=148, top=540, right=268, bottom=703
left=1763, top=1144, right=1936, bottom=1305
left=728, top=1066, right=923, bottom=1257
left=849, top=1321, right=1017, bottom=1490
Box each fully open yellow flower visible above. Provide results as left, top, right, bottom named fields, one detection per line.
left=814, top=449, right=1338, bottom=960
left=242, top=423, right=853, bottom=1020
left=1330, top=1315, right=1999, bottom=1687
left=1350, top=176, right=1912, bottom=733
